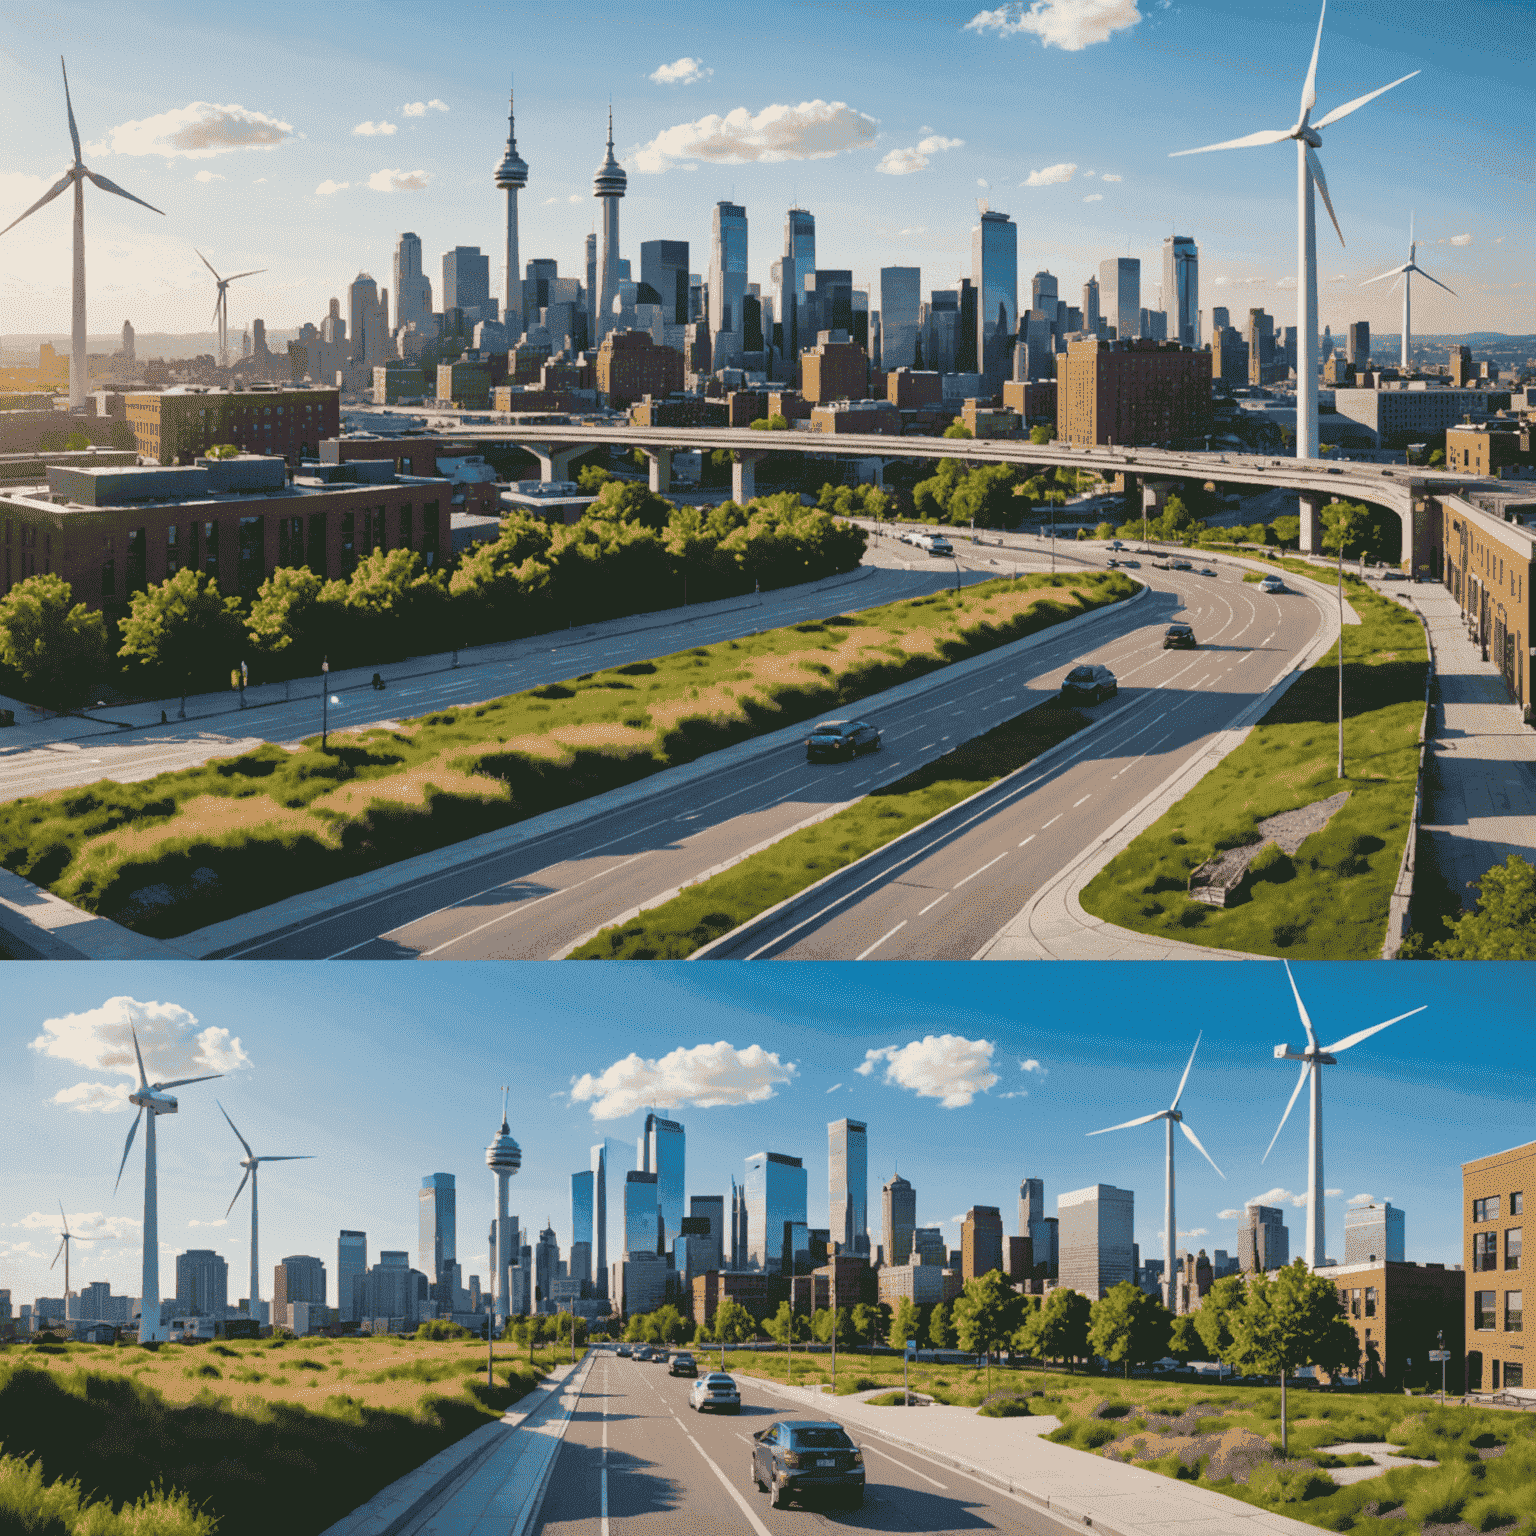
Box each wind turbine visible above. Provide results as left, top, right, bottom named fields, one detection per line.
left=1263, top=962, right=1425, bottom=1270
left=1360, top=215, right=1456, bottom=370
left=1087, top=1033, right=1224, bottom=1315
left=113, top=1027, right=221, bottom=1343
left=0, top=57, right=164, bottom=410
left=1170, top=1, right=1418, bottom=463
left=218, top=1101, right=313, bottom=1324
left=197, top=251, right=266, bottom=370
left=50, top=1201, right=95, bottom=1321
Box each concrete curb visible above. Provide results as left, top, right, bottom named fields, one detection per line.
left=1381, top=591, right=1434, bottom=959
left=0, top=865, right=190, bottom=960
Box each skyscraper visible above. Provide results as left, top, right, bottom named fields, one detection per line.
left=1057, top=1184, right=1135, bottom=1300
left=641, top=240, right=690, bottom=326
left=348, top=273, right=379, bottom=365
left=780, top=208, right=816, bottom=362
left=879, top=268, right=921, bottom=370
left=272, top=1254, right=325, bottom=1325
left=624, top=1170, right=659, bottom=1257
left=174, top=1249, right=229, bottom=1317
left=1211, top=305, right=1231, bottom=332
left=972, top=208, right=1018, bottom=388
left=1344, top=1201, right=1405, bottom=1265
left=828, top=1118, right=869, bottom=1257
left=745, top=1152, right=807, bottom=1272
left=690, top=1195, right=725, bottom=1273
left=1030, top=270, right=1059, bottom=323
left=1082, top=276, right=1101, bottom=335
left=881, top=1173, right=916, bottom=1266
left=337, top=1230, right=366, bottom=1323
left=1239, top=1205, right=1290, bottom=1272
left=393, top=234, right=432, bottom=333
left=592, top=110, right=626, bottom=343
left=730, top=1177, right=747, bottom=1269
left=640, top=1113, right=685, bottom=1251
left=486, top=1099, right=521, bottom=1325
left=585, top=233, right=598, bottom=344
left=442, top=247, right=490, bottom=316
left=419, top=1173, right=456, bottom=1300
left=1346, top=320, right=1371, bottom=368
left=535, top=1225, right=560, bottom=1309
left=571, top=1169, right=594, bottom=1289
left=1162, top=235, right=1199, bottom=347
left=1098, top=257, right=1140, bottom=341
left=591, top=1140, right=612, bottom=1297
left=493, top=87, right=529, bottom=337
left=961, top=1207, right=1004, bottom=1280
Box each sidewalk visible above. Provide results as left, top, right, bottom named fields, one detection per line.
left=737, top=1373, right=1322, bottom=1536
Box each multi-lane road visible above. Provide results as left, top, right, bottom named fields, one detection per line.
left=530, top=1351, right=1074, bottom=1536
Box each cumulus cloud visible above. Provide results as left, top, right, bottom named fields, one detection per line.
left=1157, top=1227, right=1209, bottom=1240
left=898, top=225, right=928, bottom=235
left=89, top=102, right=294, bottom=160
left=1020, top=1059, right=1046, bottom=1074
left=977, top=178, right=990, bottom=188
left=570, top=1041, right=796, bottom=1120
left=878, top=133, right=964, bottom=176
left=194, top=170, right=224, bottom=183
left=633, top=100, right=878, bottom=173
left=353, top=120, right=397, bottom=137
left=1084, top=193, right=1104, bottom=202
left=49, top=1081, right=131, bottom=1113
left=1025, top=161, right=1077, bottom=186
left=1101, top=173, right=1122, bottom=182
left=1218, top=1208, right=1244, bottom=1220
left=187, top=1218, right=227, bottom=1228
left=651, top=57, right=712, bottom=85
left=1276, top=274, right=1298, bottom=289
left=1215, top=274, right=1268, bottom=288
left=857, top=1035, right=997, bottom=1109
left=1347, top=1192, right=1379, bottom=1206
left=403, top=99, right=449, bottom=117
left=367, top=168, right=430, bottom=192
left=965, top=0, right=1142, bottom=51
left=315, top=179, right=349, bottom=195
left=1449, top=232, right=1473, bottom=246
left=13, top=1210, right=140, bottom=1242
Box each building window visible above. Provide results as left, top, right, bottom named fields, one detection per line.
left=203, top=521, right=219, bottom=577
left=1508, top=1292, right=1524, bottom=1333
left=1508, top=1362, right=1525, bottom=1390
left=1509, top=1229, right=1523, bottom=1271
left=1475, top=1195, right=1501, bottom=1224
left=1476, top=1232, right=1499, bottom=1272
left=1468, top=1350, right=1483, bottom=1391
left=1475, top=1291, right=1497, bottom=1331
left=1364, top=1286, right=1377, bottom=1319
left=399, top=504, right=413, bottom=550
left=166, top=524, right=179, bottom=577
left=1514, top=1194, right=1525, bottom=1217
left=1350, top=1288, right=1362, bottom=1319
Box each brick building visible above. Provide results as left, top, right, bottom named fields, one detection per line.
left=1324, top=1261, right=1465, bottom=1391
left=1465, top=1138, right=1531, bottom=1393
left=1440, top=493, right=1534, bottom=708
left=1057, top=338, right=1213, bottom=449
left=1446, top=421, right=1534, bottom=478
left=125, top=385, right=340, bottom=468
left=887, top=368, right=942, bottom=410
left=808, top=400, right=900, bottom=435
left=961, top=1206, right=1004, bottom=1281
left=436, top=356, right=492, bottom=409
left=1001, top=379, right=1057, bottom=425
left=629, top=396, right=727, bottom=428
left=595, top=330, right=685, bottom=410
left=690, top=1270, right=788, bottom=1331
left=961, top=401, right=1022, bottom=439
left=800, top=332, right=868, bottom=406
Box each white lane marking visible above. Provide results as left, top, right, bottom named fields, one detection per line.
left=678, top=1428, right=775, bottom=1536
left=1041, top=814, right=1061, bottom=828
left=953, top=852, right=1006, bottom=888
left=861, top=1442, right=947, bottom=1489
left=1017, top=834, right=1035, bottom=848
left=601, top=1381, right=610, bottom=1536
left=1073, top=794, right=1090, bottom=807
left=917, top=892, right=950, bottom=916
left=857, top=920, right=907, bottom=960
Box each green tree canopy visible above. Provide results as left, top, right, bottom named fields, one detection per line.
left=1432, top=854, right=1536, bottom=959
left=927, top=1299, right=958, bottom=1349
left=594, top=478, right=675, bottom=532
left=887, top=1296, right=920, bottom=1351
left=764, top=1300, right=811, bottom=1345
left=954, top=1271, right=1027, bottom=1359
left=1022, top=1287, right=1091, bottom=1370
left=117, top=568, right=244, bottom=692
left=0, top=573, right=110, bottom=705
left=1168, top=1314, right=1202, bottom=1363
left=942, top=422, right=974, bottom=440
left=244, top=566, right=332, bottom=669
left=1029, top=424, right=1055, bottom=446
left=1193, top=1273, right=1248, bottom=1361
left=1087, top=1283, right=1173, bottom=1377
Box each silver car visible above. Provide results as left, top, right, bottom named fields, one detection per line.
left=689, top=1372, right=741, bottom=1413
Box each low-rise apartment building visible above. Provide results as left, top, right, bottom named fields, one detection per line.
left=125, top=385, right=340, bottom=468
left=1464, top=1139, right=1532, bottom=1393
left=1439, top=493, right=1535, bottom=708
left=1324, top=1261, right=1465, bottom=1390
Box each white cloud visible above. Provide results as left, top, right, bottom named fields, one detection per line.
left=367, top=168, right=430, bottom=192
left=1347, top=1192, right=1378, bottom=1206
left=1449, top=232, right=1473, bottom=246
left=634, top=100, right=878, bottom=173
left=30, top=998, right=250, bottom=1096
left=898, top=225, right=928, bottom=235
left=1019, top=1058, right=1046, bottom=1075
left=1025, top=162, right=1077, bottom=187
left=1328, top=273, right=1347, bottom=283
left=353, top=121, right=397, bottom=137
left=1246, top=1186, right=1310, bottom=1209
left=965, top=0, right=1142, bottom=51
left=1157, top=1227, right=1209, bottom=1241
left=570, top=1041, right=797, bottom=1120
left=193, top=170, right=224, bottom=183
left=878, top=133, right=964, bottom=176
left=49, top=1081, right=131, bottom=1113
left=402, top=99, right=449, bottom=117
left=1215, top=274, right=1268, bottom=288
left=187, top=1218, right=227, bottom=1228
left=315, top=179, right=349, bottom=195
left=1326, top=1188, right=1341, bottom=1198
left=999, top=1090, right=1029, bottom=1099
left=1218, top=1208, right=1244, bottom=1220
left=253, top=177, right=267, bottom=184
left=1101, top=173, right=1122, bottom=182
left=857, top=1035, right=998, bottom=1109
left=89, top=102, right=294, bottom=160
left=13, top=1210, right=140, bottom=1242
left=826, top=1082, right=844, bottom=1093
left=651, top=57, right=712, bottom=85
left=977, top=178, right=990, bottom=188
left=542, top=196, right=561, bottom=205
left=1084, top=193, right=1104, bottom=202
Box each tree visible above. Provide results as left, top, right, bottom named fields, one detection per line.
left=927, top=1299, right=957, bottom=1349
left=245, top=565, right=334, bottom=672
left=1193, top=1273, right=1247, bottom=1362
left=1168, top=1315, right=1202, bottom=1363
left=117, top=568, right=244, bottom=696
left=852, top=1302, right=886, bottom=1349
left=205, top=442, right=241, bottom=460
left=1029, top=424, right=1055, bottom=446
left=1226, top=1261, right=1360, bottom=1455
left=1093, top=522, right=1116, bottom=540
left=594, top=478, right=674, bottom=532
left=764, top=1300, right=811, bottom=1346
left=888, top=1296, right=919, bottom=1351
left=955, top=1271, right=1027, bottom=1391
left=649, top=1304, right=693, bottom=1344
left=942, top=422, right=974, bottom=440
left=0, top=573, right=110, bottom=705
left=1087, top=1283, right=1173, bottom=1379
left=1320, top=499, right=1371, bottom=562
left=703, top=1297, right=757, bottom=1346
left=1432, top=855, right=1536, bottom=959
left=64, top=431, right=91, bottom=451
left=1024, top=1287, right=1091, bottom=1372
left=812, top=1306, right=854, bottom=1348
left=576, top=464, right=613, bottom=492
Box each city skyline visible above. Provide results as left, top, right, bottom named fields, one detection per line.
left=7, top=963, right=1529, bottom=1311
left=0, top=0, right=1528, bottom=351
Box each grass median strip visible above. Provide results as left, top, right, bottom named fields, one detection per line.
left=0, top=571, right=1133, bottom=938
left=1079, top=564, right=1427, bottom=959
left=569, top=697, right=1089, bottom=959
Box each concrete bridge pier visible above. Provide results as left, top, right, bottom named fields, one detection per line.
left=1298, top=493, right=1324, bottom=555
left=645, top=448, right=672, bottom=495
left=527, top=442, right=583, bottom=484
left=732, top=449, right=766, bottom=504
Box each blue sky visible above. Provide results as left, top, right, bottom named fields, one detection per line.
left=0, top=0, right=1530, bottom=346
left=5, top=962, right=1529, bottom=1310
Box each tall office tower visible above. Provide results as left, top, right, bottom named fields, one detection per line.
left=571, top=1168, right=594, bottom=1288
left=121, top=319, right=135, bottom=361
left=1082, top=276, right=1101, bottom=335
left=882, top=1173, right=916, bottom=1266
left=972, top=209, right=1018, bottom=387
left=337, top=1231, right=367, bottom=1323
left=730, top=1177, right=747, bottom=1269
left=1345, top=1202, right=1405, bottom=1265
left=1162, top=235, right=1199, bottom=347
left=709, top=201, right=748, bottom=360
left=912, top=1226, right=947, bottom=1266
left=1030, top=270, right=1059, bottom=331
left=1098, top=257, right=1141, bottom=341
left=1211, top=305, right=1231, bottom=332
left=1248, top=307, right=1276, bottom=385
left=641, top=240, right=690, bottom=325
left=592, top=110, right=626, bottom=343
left=420, top=1173, right=456, bottom=1300
left=1057, top=1184, right=1135, bottom=1300
left=272, top=1254, right=325, bottom=1321
left=1237, top=1205, right=1290, bottom=1273
left=393, top=234, right=432, bottom=333
left=585, top=234, right=598, bottom=343
left=804, top=270, right=854, bottom=343
left=1346, top=320, right=1371, bottom=368
left=486, top=1103, right=521, bottom=1325
left=590, top=1141, right=611, bottom=1297
left=961, top=1206, right=1004, bottom=1280
left=623, top=1170, right=659, bottom=1257
left=828, top=1119, right=869, bottom=1256
left=744, top=1152, right=807, bottom=1273
left=493, top=87, right=529, bottom=336
left=641, top=1113, right=685, bottom=1251
left=348, top=273, right=379, bottom=364
left=535, top=1225, right=560, bottom=1308
left=690, top=1195, right=725, bottom=1273
left=523, top=258, right=558, bottom=328
left=320, top=297, right=345, bottom=346
left=174, top=1249, right=229, bottom=1317
left=780, top=208, right=816, bottom=362
left=879, top=268, right=921, bottom=370
left=1019, top=1178, right=1044, bottom=1241
left=956, top=278, right=979, bottom=372
left=442, top=247, right=491, bottom=316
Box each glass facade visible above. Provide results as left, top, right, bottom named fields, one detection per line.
left=644, top=1113, right=685, bottom=1251
left=1098, top=256, right=1141, bottom=342
left=745, top=1151, right=807, bottom=1272
left=590, top=1141, right=613, bottom=1295
left=1162, top=235, right=1199, bottom=347
left=879, top=268, right=921, bottom=369
left=828, top=1119, right=868, bottom=1256
left=882, top=1174, right=915, bottom=1266
left=337, top=1230, right=366, bottom=1323
left=972, top=212, right=1017, bottom=387
left=418, top=1173, right=455, bottom=1294
left=624, top=1170, right=659, bottom=1258
left=640, top=240, right=690, bottom=325
left=572, top=1169, right=594, bottom=1251
left=781, top=209, right=816, bottom=359
left=710, top=202, right=748, bottom=337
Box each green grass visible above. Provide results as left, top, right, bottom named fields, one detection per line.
left=0, top=1451, right=216, bottom=1536
left=1079, top=566, right=1427, bottom=958
left=0, top=571, right=1133, bottom=939
left=569, top=697, right=1090, bottom=958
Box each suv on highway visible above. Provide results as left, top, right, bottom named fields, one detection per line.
left=1061, top=664, right=1118, bottom=704
left=690, top=1373, right=741, bottom=1413
left=670, top=1352, right=698, bottom=1378
left=806, top=719, right=882, bottom=761
left=752, top=1421, right=866, bottom=1511
left=1163, top=623, right=1197, bottom=650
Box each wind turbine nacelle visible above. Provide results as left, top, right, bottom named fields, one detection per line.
left=130, top=1088, right=178, bottom=1114
left=1273, top=1044, right=1292, bottom=1060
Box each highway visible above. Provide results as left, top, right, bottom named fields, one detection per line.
left=212, top=551, right=1320, bottom=960
left=531, top=1351, right=1074, bottom=1536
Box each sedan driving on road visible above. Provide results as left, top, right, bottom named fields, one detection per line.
left=1258, top=574, right=1286, bottom=593
left=689, top=1372, right=741, bottom=1413
left=1163, top=623, right=1197, bottom=650
left=806, top=719, right=882, bottom=761
left=1060, top=664, right=1118, bottom=704
left=670, top=1352, right=697, bottom=1377
left=751, top=1421, right=866, bottom=1510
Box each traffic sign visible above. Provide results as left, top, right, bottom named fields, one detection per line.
left=1429, top=1350, right=1451, bottom=1362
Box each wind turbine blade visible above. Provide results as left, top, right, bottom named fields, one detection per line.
left=61, top=57, right=82, bottom=164
left=131, top=1027, right=150, bottom=1090
left=217, top=1100, right=255, bottom=1160
left=254, top=1155, right=315, bottom=1162
left=226, top=269, right=267, bottom=283
left=1178, top=1117, right=1226, bottom=1180
left=195, top=248, right=222, bottom=281
left=1359, top=263, right=1410, bottom=287
left=52, top=1237, right=66, bottom=1269
left=1283, top=961, right=1317, bottom=1050
left=1416, top=269, right=1458, bottom=299
left=1171, top=1032, right=1202, bottom=1112
left=1313, top=71, right=1421, bottom=130
left=1170, top=128, right=1291, bottom=157
left=211, top=295, right=224, bottom=332
left=1306, top=146, right=1345, bottom=247
left=114, top=1108, right=143, bottom=1194
left=1322, top=1005, right=1427, bottom=1056
left=1086, top=1110, right=1165, bottom=1136
left=83, top=170, right=164, bottom=217
left=224, top=1166, right=252, bottom=1219
left=1300, top=0, right=1327, bottom=118
left=0, top=170, right=76, bottom=239
left=155, top=1072, right=222, bottom=1090
left=1263, top=1061, right=1311, bottom=1164
left=59, top=1199, right=71, bottom=1236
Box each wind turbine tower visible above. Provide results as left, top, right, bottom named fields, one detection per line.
left=1087, top=1033, right=1224, bottom=1313
left=50, top=1201, right=94, bottom=1318
left=218, top=1102, right=314, bottom=1323
left=0, top=58, right=164, bottom=410
left=1264, top=963, right=1426, bottom=1269
left=494, top=85, right=529, bottom=339
left=1170, top=1, right=1418, bottom=461
left=114, top=1028, right=221, bottom=1343
left=197, top=251, right=266, bottom=370
left=485, top=1089, right=522, bottom=1328
left=1361, top=215, right=1457, bottom=370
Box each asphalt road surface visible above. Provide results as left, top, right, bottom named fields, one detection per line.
left=214, top=559, right=1319, bottom=960
left=532, top=1352, right=1075, bottom=1536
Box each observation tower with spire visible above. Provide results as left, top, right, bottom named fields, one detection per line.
left=485, top=1089, right=522, bottom=1326
left=592, top=107, right=626, bottom=343
left=494, top=87, right=529, bottom=338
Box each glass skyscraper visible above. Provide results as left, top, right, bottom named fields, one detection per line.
left=780, top=208, right=816, bottom=360
left=571, top=1169, right=594, bottom=1287
left=641, top=239, right=690, bottom=326
left=828, top=1119, right=868, bottom=1256
left=881, top=1173, right=915, bottom=1266
left=745, top=1151, right=807, bottom=1272
left=623, top=1170, right=659, bottom=1257
left=709, top=201, right=748, bottom=339
left=1162, top=235, right=1199, bottom=347
left=972, top=210, right=1017, bottom=387
left=418, top=1173, right=455, bottom=1296
left=590, top=1140, right=619, bottom=1297
left=337, top=1230, right=367, bottom=1323
left=640, top=1113, right=685, bottom=1251
left=1098, top=257, right=1141, bottom=342
left=879, top=268, right=921, bottom=370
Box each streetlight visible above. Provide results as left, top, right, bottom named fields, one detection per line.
left=320, top=658, right=330, bottom=750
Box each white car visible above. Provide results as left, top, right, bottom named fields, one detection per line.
left=689, top=1372, right=742, bottom=1413
left=1259, top=574, right=1286, bottom=593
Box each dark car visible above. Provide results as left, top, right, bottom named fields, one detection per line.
left=1163, top=623, right=1197, bottom=650
left=632, top=1345, right=652, bottom=1361
left=1120, top=558, right=1140, bottom=568
left=670, top=1351, right=698, bottom=1377
left=1060, top=664, right=1118, bottom=704
left=1171, top=559, right=1193, bottom=571
left=752, top=1421, right=865, bottom=1510
left=616, top=1344, right=633, bottom=1357
left=805, top=719, right=882, bottom=761
left=651, top=1349, right=669, bottom=1364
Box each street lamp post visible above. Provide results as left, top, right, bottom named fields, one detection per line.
left=320, top=658, right=330, bottom=750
